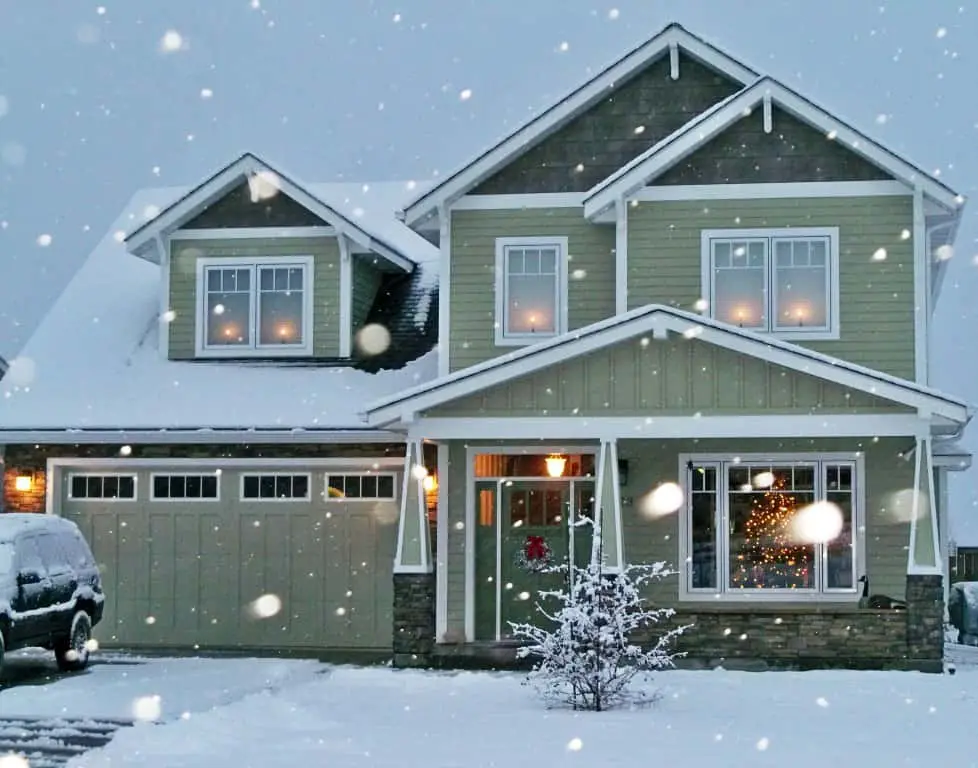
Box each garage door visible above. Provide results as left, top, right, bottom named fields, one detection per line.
left=58, top=464, right=398, bottom=651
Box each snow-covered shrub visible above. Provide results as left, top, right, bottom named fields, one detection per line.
left=510, top=559, right=689, bottom=711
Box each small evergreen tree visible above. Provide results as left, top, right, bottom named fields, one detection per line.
left=510, top=555, right=689, bottom=711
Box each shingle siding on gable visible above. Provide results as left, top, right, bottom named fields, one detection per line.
left=182, top=181, right=326, bottom=229
left=652, top=107, right=893, bottom=185
left=167, top=237, right=341, bottom=359
left=470, top=53, right=741, bottom=195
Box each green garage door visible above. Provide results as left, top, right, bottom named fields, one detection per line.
left=58, top=464, right=398, bottom=651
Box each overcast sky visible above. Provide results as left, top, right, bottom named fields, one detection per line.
left=1, top=0, right=977, bottom=541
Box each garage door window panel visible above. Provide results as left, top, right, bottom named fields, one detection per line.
left=241, top=473, right=311, bottom=501
left=68, top=473, right=137, bottom=501
left=326, top=473, right=397, bottom=501
left=151, top=473, right=220, bottom=501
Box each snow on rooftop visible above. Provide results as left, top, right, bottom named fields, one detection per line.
left=0, top=187, right=438, bottom=432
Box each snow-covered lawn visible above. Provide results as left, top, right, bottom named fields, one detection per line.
left=0, top=655, right=325, bottom=721
left=43, top=661, right=978, bottom=768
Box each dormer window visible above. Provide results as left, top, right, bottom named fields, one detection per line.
left=494, top=236, right=568, bottom=346
left=701, top=227, right=840, bottom=341
left=195, top=255, right=314, bottom=357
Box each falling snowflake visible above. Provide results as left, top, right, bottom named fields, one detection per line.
left=249, top=593, right=283, bottom=619
left=97, top=6, right=107, bottom=14
left=936, top=244, right=954, bottom=261
left=36, top=233, right=52, bottom=247
left=356, top=323, right=391, bottom=356
left=459, top=88, right=473, bottom=101
left=558, top=41, right=570, bottom=52
left=872, top=247, right=887, bottom=262
left=200, top=87, right=214, bottom=99
left=608, top=8, right=620, bottom=19
left=159, top=30, right=185, bottom=52
left=757, top=737, right=770, bottom=751
left=132, top=695, right=163, bottom=722
left=0, top=95, right=9, bottom=118
left=567, top=738, right=583, bottom=752
left=937, top=27, right=948, bottom=37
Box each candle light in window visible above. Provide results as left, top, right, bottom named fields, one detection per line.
left=733, top=306, right=750, bottom=327
left=277, top=323, right=295, bottom=342
left=792, top=305, right=807, bottom=327
left=528, top=313, right=539, bottom=331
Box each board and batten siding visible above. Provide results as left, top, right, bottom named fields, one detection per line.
left=449, top=208, right=616, bottom=372
left=441, top=437, right=912, bottom=639
left=168, top=237, right=341, bottom=359
left=426, top=336, right=907, bottom=418
left=627, top=195, right=916, bottom=379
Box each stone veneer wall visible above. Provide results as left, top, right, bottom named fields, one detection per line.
left=393, top=573, right=436, bottom=668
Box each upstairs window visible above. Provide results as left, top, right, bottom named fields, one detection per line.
left=196, top=256, right=314, bottom=357
left=494, top=237, right=567, bottom=346
left=701, top=228, right=839, bottom=340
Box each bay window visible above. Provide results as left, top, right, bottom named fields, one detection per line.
left=196, top=255, right=314, bottom=357
left=494, top=236, right=567, bottom=345
left=682, top=454, right=860, bottom=600
left=701, top=227, right=839, bottom=340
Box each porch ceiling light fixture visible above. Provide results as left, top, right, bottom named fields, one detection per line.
left=14, top=474, right=33, bottom=492
left=545, top=454, right=567, bottom=478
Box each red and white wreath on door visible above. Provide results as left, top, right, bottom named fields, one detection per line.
left=515, top=535, right=553, bottom=573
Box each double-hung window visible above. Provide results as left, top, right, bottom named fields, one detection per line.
left=701, top=228, right=839, bottom=340
left=196, top=255, right=314, bottom=357
left=494, top=236, right=567, bottom=345
left=682, top=454, right=861, bottom=600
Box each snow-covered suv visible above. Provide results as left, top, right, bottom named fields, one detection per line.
left=0, top=513, right=104, bottom=674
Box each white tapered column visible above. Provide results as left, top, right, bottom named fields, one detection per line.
left=592, top=439, right=625, bottom=572
left=907, top=437, right=941, bottom=575
left=394, top=440, right=432, bottom=573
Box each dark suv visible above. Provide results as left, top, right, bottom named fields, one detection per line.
left=0, top=513, right=104, bottom=674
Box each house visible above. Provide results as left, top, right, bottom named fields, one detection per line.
left=0, top=22, right=970, bottom=671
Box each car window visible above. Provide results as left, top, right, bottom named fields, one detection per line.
left=17, top=536, right=46, bottom=575
left=60, top=532, right=94, bottom=569
left=0, top=543, right=13, bottom=577
left=35, top=533, right=71, bottom=574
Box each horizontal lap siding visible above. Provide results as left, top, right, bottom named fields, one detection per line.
left=627, top=196, right=915, bottom=379
left=618, top=437, right=911, bottom=605
left=449, top=209, right=615, bottom=372
left=168, top=237, right=341, bottom=359
left=427, top=336, right=907, bottom=417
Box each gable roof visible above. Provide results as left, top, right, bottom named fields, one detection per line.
left=362, top=304, right=972, bottom=427
left=400, top=23, right=758, bottom=225
left=583, top=76, right=964, bottom=218
left=126, top=153, right=429, bottom=272
left=0, top=188, right=440, bottom=440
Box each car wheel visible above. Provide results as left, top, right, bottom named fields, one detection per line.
left=55, top=611, right=92, bottom=672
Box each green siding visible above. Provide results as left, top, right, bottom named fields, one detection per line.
left=351, top=256, right=383, bottom=332
left=628, top=196, right=915, bottom=379
left=168, top=237, right=341, bottom=359
left=428, top=336, right=907, bottom=418
left=449, top=208, right=615, bottom=371
left=442, top=437, right=912, bottom=638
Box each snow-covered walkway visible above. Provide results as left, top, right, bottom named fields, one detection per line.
left=36, top=661, right=978, bottom=768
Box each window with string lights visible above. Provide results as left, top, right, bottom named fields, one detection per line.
left=681, top=454, right=860, bottom=600
left=194, top=255, right=314, bottom=357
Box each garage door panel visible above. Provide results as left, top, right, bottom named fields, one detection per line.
left=60, top=464, right=397, bottom=651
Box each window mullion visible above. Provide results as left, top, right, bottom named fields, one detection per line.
left=765, top=237, right=774, bottom=333
left=250, top=264, right=259, bottom=350
left=718, top=461, right=728, bottom=594
left=816, top=460, right=825, bottom=593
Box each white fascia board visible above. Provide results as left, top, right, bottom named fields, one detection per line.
left=401, top=25, right=757, bottom=226
left=363, top=305, right=971, bottom=426
left=407, top=414, right=924, bottom=441
left=632, top=180, right=911, bottom=202
left=452, top=193, right=586, bottom=210
left=583, top=78, right=964, bottom=219
left=169, top=227, right=336, bottom=240
left=126, top=153, right=416, bottom=273
left=0, top=429, right=405, bottom=445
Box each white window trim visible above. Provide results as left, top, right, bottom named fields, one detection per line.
left=324, top=472, right=398, bottom=502
left=239, top=472, right=312, bottom=502
left=494, top=236, right=568, bottom=347
left=66, top=472, right=138, bottom=502
left=149, top=472, right=221, bottom=503
left=194, top=255, right=315, bottom=358
left=676, top=452, right=865, bottom=603
left=700, top=227, right=840, bottom=341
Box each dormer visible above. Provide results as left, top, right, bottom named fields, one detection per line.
left=124, top=153, right=430, bottom=364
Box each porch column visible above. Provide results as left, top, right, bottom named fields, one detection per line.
left=592, top=439, right=625, bottom=572
left=905, top=436, right=944, bottom=670
left=393, top=439, right=434, bottom=668
left=395, top=439, right=432, bottom=573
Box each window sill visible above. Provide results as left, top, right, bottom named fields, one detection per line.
left=494, top=334, right=561, bottom=348
left=680, top=591, right=860, bottom=605
left=195, top=346, right=315, bottom=359
left=674, top=602, right=897, bottom=615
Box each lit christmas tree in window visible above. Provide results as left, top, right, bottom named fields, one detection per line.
left=732, top=476, right=812, bottom=589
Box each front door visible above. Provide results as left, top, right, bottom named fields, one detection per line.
left=499, top=482, right=568, bottom=638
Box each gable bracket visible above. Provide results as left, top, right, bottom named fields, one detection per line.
left=669, top=42, right=680, bottom=80
left=762, top=93, right=773, bottom=133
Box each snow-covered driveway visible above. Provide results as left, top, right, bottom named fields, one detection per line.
left=48, top=663, right=978, bottom=768
left=0, top=655, right=326, bottom=721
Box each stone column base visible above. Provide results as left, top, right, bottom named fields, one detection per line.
left=906, top=573, right=944, bottom=671
left=393, top=572, right=435, bottom=668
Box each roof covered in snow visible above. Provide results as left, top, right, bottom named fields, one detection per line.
left=0, top=185, right=439, bottom=436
